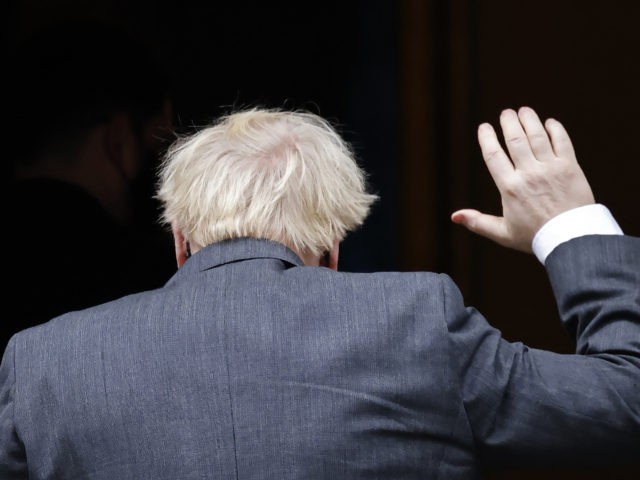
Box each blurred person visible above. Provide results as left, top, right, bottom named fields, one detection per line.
left=0, top=107, right=638, bottom=479
left=3, top=19, right=177, bottom=355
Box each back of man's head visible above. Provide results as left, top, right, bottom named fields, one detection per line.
left=157, top=108, right=378, bottom=255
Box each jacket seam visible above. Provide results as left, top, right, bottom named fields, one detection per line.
left=439, top=274, right=478, bottom=459
left=222, top=282, right=240, bottom=479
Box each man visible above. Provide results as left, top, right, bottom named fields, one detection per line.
left=3, top=19, right=177, bottom=355
left=1, top=107, right=638, bottom=479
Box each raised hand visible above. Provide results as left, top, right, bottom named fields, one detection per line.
left=451, top=107, right=595, bottom=252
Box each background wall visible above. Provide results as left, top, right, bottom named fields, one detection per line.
left=5, top=0, right=639, bottom=477
left=4, top=0, right=400, bottom=272
left=400, top=1, right=640, bottom=477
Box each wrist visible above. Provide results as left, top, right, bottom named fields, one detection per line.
left=532, top=204, right=623, bottom=264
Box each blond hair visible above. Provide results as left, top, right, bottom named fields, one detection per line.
left=157, top=108, right=378, bottom=255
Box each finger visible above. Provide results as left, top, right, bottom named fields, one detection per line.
left=451, top=209, right=510, bottom=246
left=477, top=123, right=514, bottom=191
left=518, top=106, right=555, bottom=162
left=545, top=118, right=577, bottom=162
left=500, top=109, right=537, bottom=168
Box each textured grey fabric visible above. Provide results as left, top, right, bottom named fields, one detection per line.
left=1, top=236, right=638, bottom=479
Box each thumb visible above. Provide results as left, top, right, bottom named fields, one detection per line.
left=451, top=209, right=510, bottom=246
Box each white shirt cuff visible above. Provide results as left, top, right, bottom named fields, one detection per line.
left=532, top=204, right=623, bottom=264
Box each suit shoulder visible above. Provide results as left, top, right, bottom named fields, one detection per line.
left=289, top=267, right=459, bottom=313
left=290, top=266, right=445, bottom=282
left=13, top=286, right=166, bottom=347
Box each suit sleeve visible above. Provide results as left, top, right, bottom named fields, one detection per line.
left=0, top=336, right=28, bottom=479
left=444, top=235, right=640, bottom=468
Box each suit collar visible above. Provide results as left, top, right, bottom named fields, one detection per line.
left=166, top=237, right=304, bottom=284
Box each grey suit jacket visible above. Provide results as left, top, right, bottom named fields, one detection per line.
left=1, top=236, right=639, bottom=479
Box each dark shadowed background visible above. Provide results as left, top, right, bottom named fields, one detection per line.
left=4, top=1, right=639, bottom=478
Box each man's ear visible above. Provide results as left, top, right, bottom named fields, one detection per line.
left=172, top=225, right=190, bottom=267
left=327, top=239, right=340, bottom=271
left=329, top=238, right=340, bottom=272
